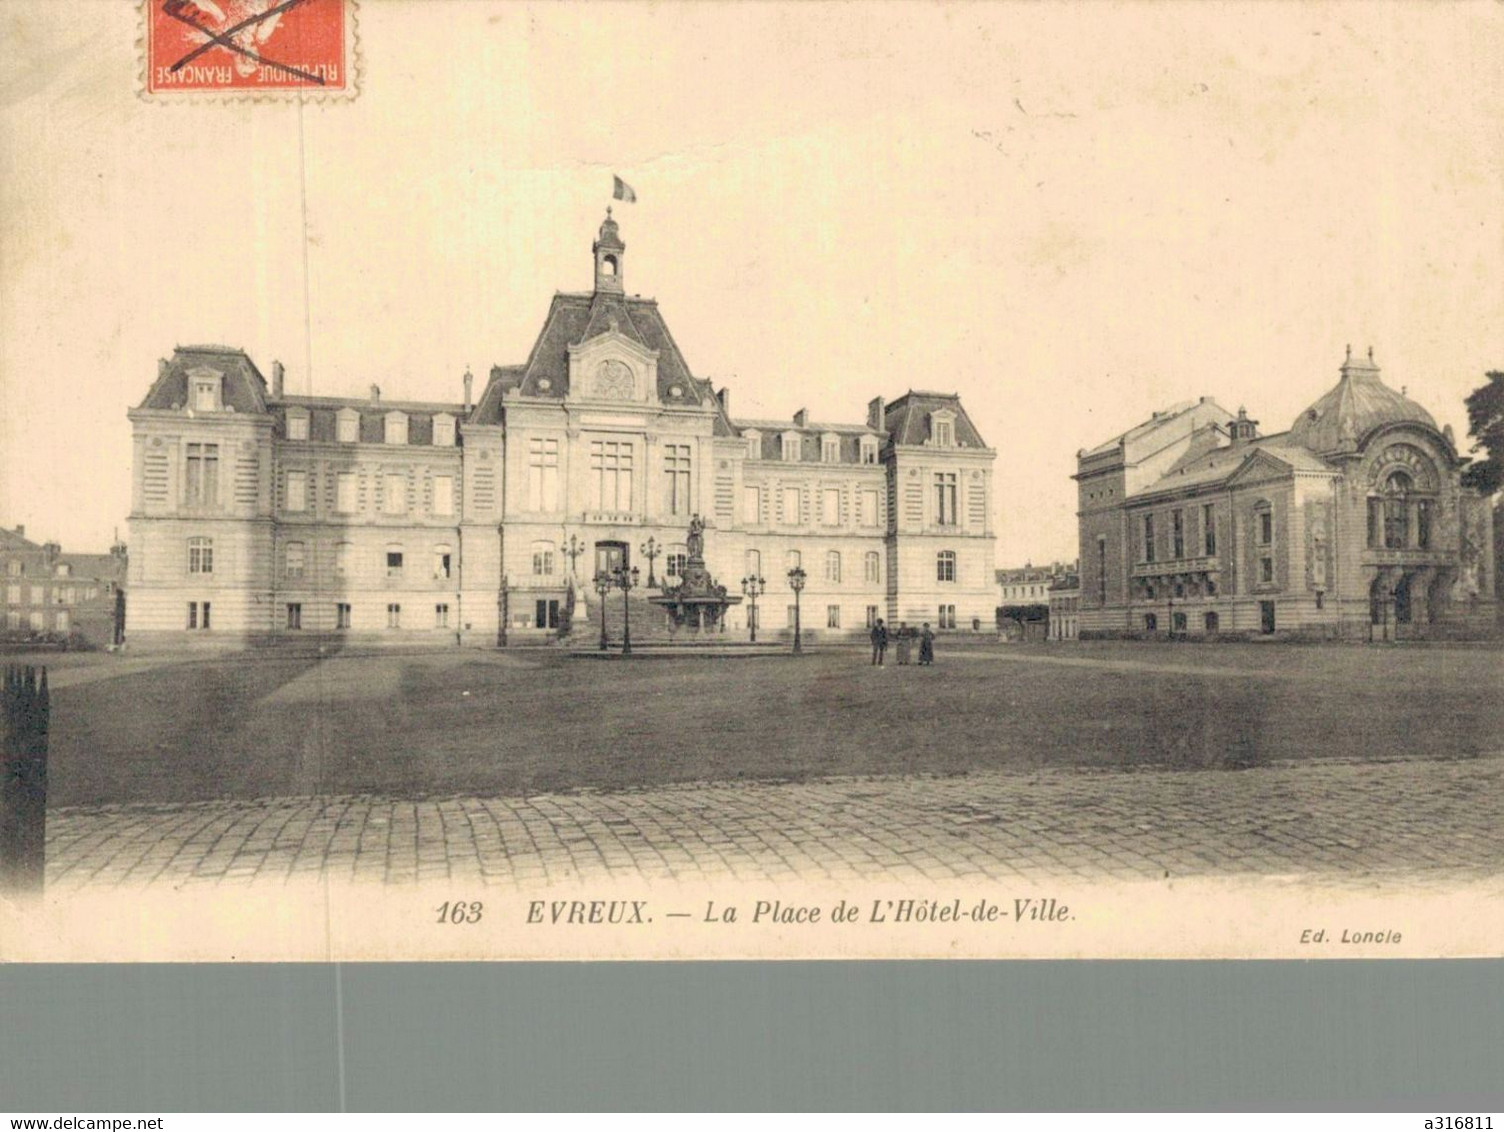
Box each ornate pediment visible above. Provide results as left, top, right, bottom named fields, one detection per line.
left=1366, top=442, right=1439, bottom=493
left=566, top=330, right=659, bottom=405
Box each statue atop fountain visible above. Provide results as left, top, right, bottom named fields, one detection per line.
left=648, top=514, right=741, bottom=636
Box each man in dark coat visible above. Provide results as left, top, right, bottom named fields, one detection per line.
left=870, top=618, right=888, bottom=666
left=918, top=622, right=936, bottom=666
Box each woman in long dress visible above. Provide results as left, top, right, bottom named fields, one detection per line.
left=918, top=622, right=935, bottom=666
left=895, top=622, right=912, bottom=665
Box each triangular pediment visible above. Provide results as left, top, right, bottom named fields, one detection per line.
left=1225, top=448, right=1296, bottom=487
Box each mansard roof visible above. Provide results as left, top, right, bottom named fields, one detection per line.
left=883, top=391, right=990, bottom=449
left=503, top=291, right=704, bottom=404
left=137, top=346, right=269, bottom=413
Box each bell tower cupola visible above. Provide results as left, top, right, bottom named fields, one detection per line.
left=593, top=208, right=625, bottom=294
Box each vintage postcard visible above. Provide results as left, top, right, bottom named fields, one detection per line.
left=1, top=0, right=1501, bottom=962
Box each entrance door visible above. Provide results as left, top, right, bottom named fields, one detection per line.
left=595, top=541, right=627, bottom=577
left=1259, top=600, right=1276, bottom=634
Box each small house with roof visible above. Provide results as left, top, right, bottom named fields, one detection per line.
left=1074, top=348, right=1496, bottom=639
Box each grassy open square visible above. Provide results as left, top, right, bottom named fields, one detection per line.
left=37, top=641, right=1504, bottom=807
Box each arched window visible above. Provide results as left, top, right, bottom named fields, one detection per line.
left=601, top=254, right=618, bottom=278
left=1383, top=471, right=1412, bottom=549
left=825, top=550, right=841, bottom=583
left=936, top=550, right=956, bottom=582
left=531, top=540, right=555, bottom=576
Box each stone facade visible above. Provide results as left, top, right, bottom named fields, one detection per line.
left=1074, top=350, right=1497, bottom=640
left=126, top=213, right=997, bottom=645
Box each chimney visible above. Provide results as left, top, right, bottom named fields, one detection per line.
left=793, top=408, right=809, bottom=428
left=271, top=360, right=285, bottom=399
left=867, top=396, right=885, bottom=430
left=42, top=542, right=60, bottom=565
left=369, top=384, right=381, bottom=404
left=14, top=524, right=23, bottom=539
left=716, top=387, right=730, bottom=416
left=463, top=368, right=474, bottom=413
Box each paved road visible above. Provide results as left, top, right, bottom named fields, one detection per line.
left=45, top=753, right=1504, bottom=889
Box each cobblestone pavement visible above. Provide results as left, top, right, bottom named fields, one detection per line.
left=43, top=752, right=1504, bottom=890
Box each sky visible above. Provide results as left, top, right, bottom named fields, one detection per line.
left=2, top=0, right=1501, bottom=566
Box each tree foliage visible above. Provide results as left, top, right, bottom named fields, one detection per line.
left=1460, top=370, right=1504, bottom=494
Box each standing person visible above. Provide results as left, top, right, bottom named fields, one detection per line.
left=895, top=621, right=912, bottom=666
left=870, top=618, right=888, bottom=666
left=918, top=622, right=935, bottom=666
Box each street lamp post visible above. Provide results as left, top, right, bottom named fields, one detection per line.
left=787, top=566, right=806, bottom=655
left=593, top=570, right=613, bottom=651
left=617, top=565, right=641, bottom=656
left=560, top=534, right=585, bottom=578
left=640, top=537, right=661, bottom=589
left=741, top=574, right=765, bottom=643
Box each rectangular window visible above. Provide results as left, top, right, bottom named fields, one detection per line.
left=1202, top=504, right=1216, bottom=556
left=435, top=603, right=450, bottom=629
left=866, top=605, right=879, bottom=628
left=336, top=603, right=352, bottom=630
left=933, top=420, right=954, bottom=446
left=187, top=601, right=211, bottom=630
left=935, top=473, right=958, bottom=526
left=589, top=440, right=634, bottom=511
left=1097, top=538, right=1107, bottom=605
left=1259, top=510, right=1273, bottom=546
left=188, top=537, right=213, bottom=575
left=1172, top=509, right=1184, bottom=559
left=1417, top=499, right=1432, bottom=550
left=337, top=413, right=359, bottom=444
left=336, top=472, right=357, bottom=514
left=386, top=603, right=402, bottom=629
left=663, top=444, right=692, bottom=516
left=5, top=611, right=18, bottom=630
left=531, top=544, right=554, bottom=576
left=665, top=551, right=687, bottom=579
left=385, top=415, right=408, bottom=446
left=821, top=488, right=840, bottom=526
left=386, top=551, right=404, bottom=578
left=54, top=609, right=69, bottom=632
left=1206, top=576, right=1218, bottom=596
left=860, top=438, right=878, bottom=465
left=184, top=443, right=220, bottom=507
left=783, top=487, right=801, bottom=525
left=6, top=561, right=19, bottom=576
left=936, top=551, right=956, bottom=582
left=1143, top=514, right=1156, bottom=562
left=939, top=604, right=956, bottom=629
left=864, top=552, right=881, bottom=584
left=822, top=438, right=839, bottom=463
left=826, top=605, right=841, bottom=629
left=433, top=476, right=455, bottom=517
left=286, top=470, right=307, bottom=512
left=286, top=603, right=302, bottom=630
left=433, top=417, right=456, bottom=447
left=825, top=552, right=841, bottom=583
left=860, top=490, right=879, bottom=527
left=284, top=542, right=305, bottom=579
left=745, top=549, right=762, bottom=578
left=334, top=543, right=351, bottom=578
left=782, top=436, right=800, bottom=462
left=5, top=584, right=18, bottom=604
left=28, top=611, right=44, bottom=632
left=1260, top=556, right=1274, bottom=583
left=528, top=438, right=559, bottom=511
left=287, top=414, right=309, bottom=441
left=742, top=486, right=761, bottom=524
left=384, top=474, right=406, bottom=515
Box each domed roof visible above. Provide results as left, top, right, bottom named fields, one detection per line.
left=1287, top=348, right=1437, bottom=454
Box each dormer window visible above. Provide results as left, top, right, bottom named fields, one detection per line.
left=821, top=434, right=841, bottom=464
left=188, top=369, right=223, bottom=412
left=744, top=430, right=761, bottom=460
left=336, top=409, right=360, bottom=444
left=385, top=412, right=409, bottom=446
left=432, top=414, right=456, bottom=447
left=859, top=436, right=879, bottom=464
left=286, top=410, right=309, bottom=441
left=930, top=411, right=957, bottom=447
left=781, top=433, right=801, bottom=462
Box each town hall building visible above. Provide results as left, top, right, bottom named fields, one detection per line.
left=1074, top=348, right=1496, bottom=640
left=125, top=212, right=997, bottom=645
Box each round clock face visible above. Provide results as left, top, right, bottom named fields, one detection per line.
left=592, top=359, right=634, bottom=399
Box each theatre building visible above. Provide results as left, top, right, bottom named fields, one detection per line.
left=1074, top=349, right=1496, bottom=640
left=125, top=213, right=997, bottom=645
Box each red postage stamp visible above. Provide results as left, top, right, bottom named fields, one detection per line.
left=144, top=0, right=356, bottom=97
